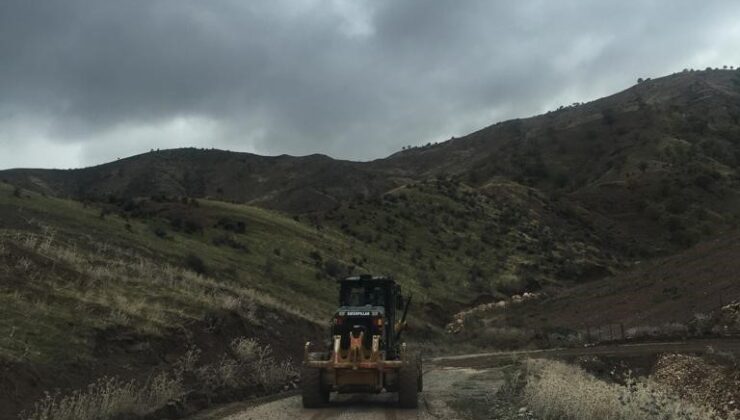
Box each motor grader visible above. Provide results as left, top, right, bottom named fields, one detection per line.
left=301, top=275, right=422, bottom=408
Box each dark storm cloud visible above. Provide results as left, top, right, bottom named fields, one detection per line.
left=1, top=0, right=740, bottom=168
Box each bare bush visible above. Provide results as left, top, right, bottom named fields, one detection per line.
left=255, top=358, right=297, bottom=392
left=197, top=356, right=241, bottom=389
left=231, top=337, right=258, bottom=362
left=249, top=344, right=297, bottom=391
left=175, top=346, right=202, bottom=375
left=221, top=295, right=242, bottom=311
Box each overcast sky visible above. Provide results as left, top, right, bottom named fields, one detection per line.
left=1, top=1, right=740, bottom=169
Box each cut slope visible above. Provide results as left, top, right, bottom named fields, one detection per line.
left=505, top=230, right=740, bottom=329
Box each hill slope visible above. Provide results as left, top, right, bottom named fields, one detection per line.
left=4, top=69, right=740, bottom=258
left=0, top=150, right=396, bottom=213
left=3, top=69, right=740, bottom=417
left=461, top=229, right=740, bottom=349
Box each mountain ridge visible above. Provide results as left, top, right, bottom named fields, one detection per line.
left=4, top=69, right=740, bottom=259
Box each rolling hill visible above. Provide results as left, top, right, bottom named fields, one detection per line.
left=4, top=68, right=740, bottom=257
left=2, top=68, right=740, bottom=418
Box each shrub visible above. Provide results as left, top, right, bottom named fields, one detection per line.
left=695, top=174, right=715, bottom=190
left=212, top=235, right=249, bottom=252
left=184, top=254, right=207, bottom=275
left=171, top=218, right=203, bottom=234
left=323, top=258, right=344, bottom=278
left=231, top=337, right=258, bottom=362
left=215, top=218, right=247, bottom=234
left=175, top=346, right=201, bottom=375
left=662, top=215, right=684, bottom=232
left=602, top=107, right=616, bottom=126
left=308, top=250, right=323, bottom=265
left=197, top=356, right=240, bottom=389
left=249, top=344, right=297, bottom=392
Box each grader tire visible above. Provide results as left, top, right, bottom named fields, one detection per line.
left=398, top=355, right=419, bottom=408
left=301, top=366, right=329, bottom=408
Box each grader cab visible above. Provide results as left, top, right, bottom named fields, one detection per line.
left=301, top=275, right=422, bottom=408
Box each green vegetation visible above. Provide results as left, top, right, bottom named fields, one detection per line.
left=0, top=174, right=620, bottom=365
left=320, top=178, right=616, bottom=298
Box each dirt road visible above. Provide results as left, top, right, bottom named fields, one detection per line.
left=191, top=366, right=506, bottom=420
left=432, top=337, right=740, bottom=368
left=192, top=338, right=740, bottom=420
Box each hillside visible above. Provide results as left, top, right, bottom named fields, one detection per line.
left=3, top=69, right=740, bottom=418
left=1, top=179, right=607, bottom=416
left=383, top=69, right=740, bottom=255
left=456, top=230, right=740, bottom=349
left=0, top=151, right=396, bottom=214
left=4, top=69, right=740, bottom=259
left=521, top=230, right=740, bottom=328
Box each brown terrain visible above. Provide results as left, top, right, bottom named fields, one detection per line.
left=507, top=231, right=740, bottom=329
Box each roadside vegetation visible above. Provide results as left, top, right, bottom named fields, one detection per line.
left=498, top=353, right=740, bottom=420
left=23, top=338, right=295, bottom=420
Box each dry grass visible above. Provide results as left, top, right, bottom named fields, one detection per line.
left=195, top=338, right=297, bottom=393
left=231, top=336, right=259, bottom=361
left=249, top=343, right=297, bottom=391
left=1, top=228, right=319, bottom=344
left=23, top=337, right=296, bottom=420
left=523, top=359, right=732, bottom=420
left=24, top=372, right=182, bottom=420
